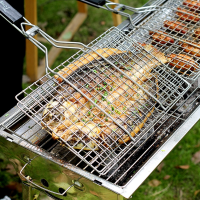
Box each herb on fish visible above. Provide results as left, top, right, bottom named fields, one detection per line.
left=125, top=94, right=129, bottom=97
left=110, top=87, right=113, bottom=91
left=93, top=70, right=97, bottom=73
left=85, top=84, right=89, bottom=88
left=103, top=82, right=107, bottom=85
left=101, top=96, right=106, bottom=101
left=98, top=124, right=102, bottom=127
left=94, top=99, right=98, bottom=104
left=114, top=62, right=118, bottom=65
left=126, top=67, right=132, bottom=70
left=90, top=105, right=93, bottom=109
left=105, top=118, right=108, bottom=122
left=115, top=110, right=121, bottom=114
left=123, top=106, right=126, bottom=110
left=88, top=111, right=91, bottom=116
left=120, top=74, right=124, bottom=78
left=113, top=129, right=116, bottom=131
left=111, top=106, right=114, bottom=111
left=82, top=119, right=86, bottom=122
left=107, top=101, right=111, bottom=105
left=104, top=91, right=108, bottom=96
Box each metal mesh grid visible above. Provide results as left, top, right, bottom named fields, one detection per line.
left=3, top=82, right=200, bottom=186
left=128, top=0, right=200, bottom=81
left=15, top=26, right=192, bottom=174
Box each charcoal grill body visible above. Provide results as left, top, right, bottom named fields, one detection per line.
left=1, top=0, right=200, bottom=199
left=0, top=103, right=200, bottom=200
left=0, top=116, right=122, bottom=200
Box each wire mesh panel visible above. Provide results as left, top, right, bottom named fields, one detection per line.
left=16, top=26, right=191, bottom=174
left=128, top=0, right=200, bottom=81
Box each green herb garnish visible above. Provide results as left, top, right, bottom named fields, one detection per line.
left=104, top=91, right=108, bottom=96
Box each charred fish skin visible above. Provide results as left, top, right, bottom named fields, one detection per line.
left=42, top=46, right=169, bottom=150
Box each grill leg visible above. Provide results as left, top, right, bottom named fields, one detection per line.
left=117, top=194, right=125, bottom=200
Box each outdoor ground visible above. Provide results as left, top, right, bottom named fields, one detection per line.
left=0, top=0, right=200, bottom=199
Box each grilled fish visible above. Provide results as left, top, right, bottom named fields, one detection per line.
left=42, top=44, right=170, bottom=150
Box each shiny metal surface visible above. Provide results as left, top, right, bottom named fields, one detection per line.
left=1, top=100, right=200, bottom=199
left=0, top=130, right=124, bottom=200
left=1, top=0, right=200, bottom=199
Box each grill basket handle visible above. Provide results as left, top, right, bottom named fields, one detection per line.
left=0, top=0, right=23, bottom=24
left=78, top=0, right=106, bottom=7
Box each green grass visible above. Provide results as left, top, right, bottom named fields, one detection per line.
left=131, top=120, right=200, bottom=200
left=35, top=0, right=149, bottom=72
left=21, top=0, right=200, bottom=199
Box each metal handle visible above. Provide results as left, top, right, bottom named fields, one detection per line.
left=0, top=0, right=23, bottom=24
left=78, top=0, right=106, bottom=7
left=20, top=157, right=82, bottom=197
left=78, top=0, right=160, bottom=29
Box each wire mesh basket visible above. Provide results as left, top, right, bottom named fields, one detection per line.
left=16, top=26, right=192, bottom=174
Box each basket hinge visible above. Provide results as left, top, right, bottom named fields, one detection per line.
left=26, top=26, right=40, bottom=37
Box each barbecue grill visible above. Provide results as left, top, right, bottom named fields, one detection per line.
left=0, top=0, right=200, bottom=199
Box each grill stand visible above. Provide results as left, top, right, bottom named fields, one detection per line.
left=0, top=101, right=200, bottom=199
left=0, top=123, right=124, bottom=200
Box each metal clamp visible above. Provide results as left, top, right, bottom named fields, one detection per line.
left=79, top=0, right=162, bottom=28
left=19, top=157, right=82, bottom=196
